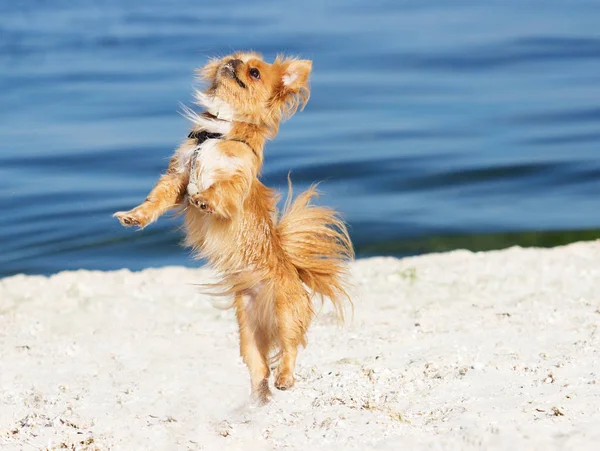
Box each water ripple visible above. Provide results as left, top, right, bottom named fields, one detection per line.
left=1, top=0, right=600, bottom=275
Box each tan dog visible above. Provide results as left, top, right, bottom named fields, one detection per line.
left=114, top=52, right=352, bottom=404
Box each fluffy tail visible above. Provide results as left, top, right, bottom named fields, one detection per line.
left=276, top=178, right=354, bottom=321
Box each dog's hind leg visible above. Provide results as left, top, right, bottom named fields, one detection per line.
left=274, top=331, right=298, bottom=391
left=235, top=294, right=272, bottom=405
left=274, top=288, right=313, bottom=391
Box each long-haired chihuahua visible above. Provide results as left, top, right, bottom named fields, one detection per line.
left=114, top=51, right=353, bottom=404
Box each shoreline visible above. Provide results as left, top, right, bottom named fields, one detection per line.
left=2, top=242, right=600, bottom=450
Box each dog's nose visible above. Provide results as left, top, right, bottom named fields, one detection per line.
left=225, top=59, right=243, bottom=70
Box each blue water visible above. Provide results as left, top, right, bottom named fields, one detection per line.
left=1, top=0, right=600, bottom=277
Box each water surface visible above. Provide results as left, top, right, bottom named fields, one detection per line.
left=1, top=0, right=600, bottom=276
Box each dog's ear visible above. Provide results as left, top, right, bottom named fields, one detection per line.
left=270, top=57, right=312, bottom=123
left=281, top=59, right=312, bottom=93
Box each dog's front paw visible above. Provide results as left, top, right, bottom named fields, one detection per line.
left=114, top=210, right=149, bottom=228
left=189, top=195, right=214, bottom=213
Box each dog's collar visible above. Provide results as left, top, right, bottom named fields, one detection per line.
left=209, top=109, right=234, bottom=121
left=199, top=103, right=239, bottom=122
left=204, top=108, right=259, bottom=126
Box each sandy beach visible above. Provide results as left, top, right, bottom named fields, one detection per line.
left=1, top=241, right=599, bottom=450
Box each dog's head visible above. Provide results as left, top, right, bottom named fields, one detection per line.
left=195, top=52, right=312, bottom=134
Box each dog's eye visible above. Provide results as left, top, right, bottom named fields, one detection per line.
left=249, top=68, right=260, bottom=80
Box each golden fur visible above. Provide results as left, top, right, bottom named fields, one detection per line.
left=114, top=51, right=353, bottom=404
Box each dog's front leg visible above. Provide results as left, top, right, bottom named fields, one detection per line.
left=188, top=173, right=250, bottom=219
left=114, top=170, right=188, bottom=229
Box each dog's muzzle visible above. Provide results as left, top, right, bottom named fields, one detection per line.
left=221, top=59, right=246, bottom=89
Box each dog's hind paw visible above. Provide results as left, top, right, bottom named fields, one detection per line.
left=274, top=373, right=295, bottom=391
left=251, top=379, right=272, bottom=405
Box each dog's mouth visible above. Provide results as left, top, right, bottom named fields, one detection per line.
left=220, top=63, right=247, bottom=89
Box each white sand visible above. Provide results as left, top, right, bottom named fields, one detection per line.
left=1, top=241, right=600, bottom=450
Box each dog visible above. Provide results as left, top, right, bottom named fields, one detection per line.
left=114, top=51, right=353, bottom=404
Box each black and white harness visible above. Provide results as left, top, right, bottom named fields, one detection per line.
left=186, top=129, right=257, bottom=196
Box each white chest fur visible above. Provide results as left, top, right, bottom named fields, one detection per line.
left=182, top=139, right=242, bottom=193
